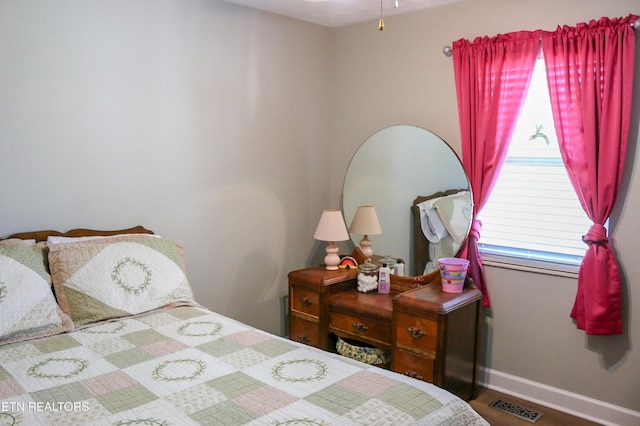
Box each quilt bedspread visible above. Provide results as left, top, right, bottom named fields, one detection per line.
left=0, top=306, right=488, bottom=425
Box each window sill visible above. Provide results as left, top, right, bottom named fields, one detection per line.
left=480, top=252, right=579, bottom=279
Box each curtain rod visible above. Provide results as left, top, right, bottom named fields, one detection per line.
left=442, top=16, right=640, bottom=57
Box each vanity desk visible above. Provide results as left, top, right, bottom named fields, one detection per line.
left=291, top=124, right=482, bottom=400
left=288, top=262, right=482, bottom=400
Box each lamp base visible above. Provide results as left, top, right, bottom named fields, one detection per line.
left=324, top=242, right=340, bottom=270
left=359, top=235, right=373, bottom=259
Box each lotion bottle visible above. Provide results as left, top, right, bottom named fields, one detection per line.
left=378, top=262, right=391, bottom=294
left=393, top=261, right=404, bottom=277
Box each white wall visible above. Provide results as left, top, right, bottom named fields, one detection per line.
left=0, top=0, right=333, bottom=335
left=331, top=0, right=640, bottom=420
left=2, top=0, right=639, bottom=421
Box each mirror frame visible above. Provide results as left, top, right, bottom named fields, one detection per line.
left=342, top=125, right=472, bottom=276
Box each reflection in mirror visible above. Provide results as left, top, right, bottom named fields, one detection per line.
left=411, top=189, right=472, bottom=275
left=342, top=125, right=471, bottom=276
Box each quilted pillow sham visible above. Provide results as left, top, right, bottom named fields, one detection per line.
left=48, top=235, right=197, bottom=327
left=0, top=239, right=73, bottom=345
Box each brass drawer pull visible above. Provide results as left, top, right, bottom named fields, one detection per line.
left=406, top=327, right=427, bottom=338
left=404, top=370, right=423, bottom=380
left=297, top=334, right=311, bottom=343
left=352, top=322, right=369, bottom=332
left=300, top=297, right=313, bottom=306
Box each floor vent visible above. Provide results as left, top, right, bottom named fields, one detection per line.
left=489, top=399, right=543, bottom=423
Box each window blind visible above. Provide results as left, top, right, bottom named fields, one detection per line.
left=476, top=57, right=591, bottom=269
left=478, top=158, right=591, bottom=265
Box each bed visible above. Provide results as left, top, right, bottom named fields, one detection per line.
left=0, top=226, right=488, bottom=425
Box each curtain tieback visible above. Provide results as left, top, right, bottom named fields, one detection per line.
left=469, top=219, right=483, bottom=240
left=582, top=223, right=608, bottom=245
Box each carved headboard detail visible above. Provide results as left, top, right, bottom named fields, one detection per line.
left=4, top=225, right=154, bottom=242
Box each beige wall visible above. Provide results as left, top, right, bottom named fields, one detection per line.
left=331, top=0, right=640, bottom=417
left=2, top=0, right=638, bottom=421
left=0, top=0, right=332, bottom=335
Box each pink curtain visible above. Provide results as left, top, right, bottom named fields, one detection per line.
left=452, top=31, right=541, bottom=306
left=542, top=15, right=637, bottom=335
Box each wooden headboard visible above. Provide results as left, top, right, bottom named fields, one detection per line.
left=4, top=225, right=154, bottom=242
left=411, top=189, right=467, bottom=276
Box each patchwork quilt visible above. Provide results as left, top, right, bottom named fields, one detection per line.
left=0, top=306, right=489, bottom=425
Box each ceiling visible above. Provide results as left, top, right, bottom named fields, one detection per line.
left=223, top=0, right=464, bottom=28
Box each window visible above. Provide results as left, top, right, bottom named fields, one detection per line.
left=477, top=58, right=592, bottom=274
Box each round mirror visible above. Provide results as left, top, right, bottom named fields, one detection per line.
left=342, top=125, right=471, bottom=276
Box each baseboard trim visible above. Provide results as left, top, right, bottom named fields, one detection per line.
left=478, top=367, right=640, bottom=426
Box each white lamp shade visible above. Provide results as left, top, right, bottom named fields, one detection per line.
left=349, top=206, right=382, bottom=235
left=314, top=209, right=350, bottom=242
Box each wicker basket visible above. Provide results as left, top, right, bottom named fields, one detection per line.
left=336, top=337, right=390, bottom=366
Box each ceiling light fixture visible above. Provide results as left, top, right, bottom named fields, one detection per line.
left=379, top=0, right=399, bottom=31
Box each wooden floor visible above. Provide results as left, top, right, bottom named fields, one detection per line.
left=469, top=387, right=603, bottom=426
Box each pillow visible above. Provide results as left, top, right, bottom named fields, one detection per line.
left=47, top=234, right=160, bottom=244
left=0, top=239, right=73, bottom=345
left=434, top=191, right=473, bottom=243
left=48, top=235, right=197, bottom=327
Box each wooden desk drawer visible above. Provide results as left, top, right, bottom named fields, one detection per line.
left=393, top=348, right=435, bottom=383
left=395, top=312, right=438, bottom=353
left=289, top=316, right=319, bottom=347
left=290, top=286, right=320, bottom=317
left=330, top=311, right=390, bottom=345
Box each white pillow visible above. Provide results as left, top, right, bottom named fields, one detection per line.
left=47, top=234, right=160, bottom=244
left=0, top=239, right=73, bottom=345
left=48, top=235, right=197, bottom=327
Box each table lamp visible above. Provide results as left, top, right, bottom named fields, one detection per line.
left=349, top=205, right=382, bottom=258
left=314, top=209, right=350, bottom=270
